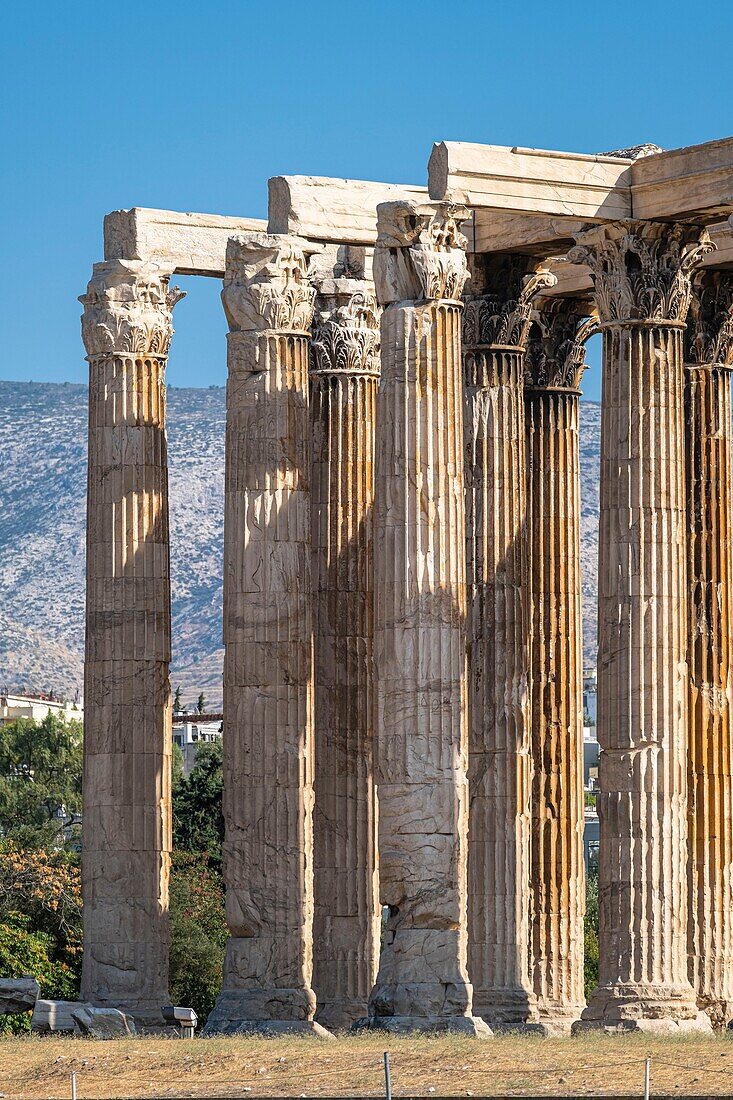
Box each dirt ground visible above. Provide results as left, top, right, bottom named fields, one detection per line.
left=3, top=1032, right=733, bottom=1098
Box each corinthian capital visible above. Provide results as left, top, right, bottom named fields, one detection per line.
left=684, top=270, right=733, bottom=367
left=525, top=298, right=599, bottom=390
left=373, top=200, right=470, bottom=306
left=222, top=234, right=316, bottom=333
left=462, top=255, right=557, bottom=349
left=310, top=279, right=381, bottom=376
left=568, top=220, right=714, bottom=325
left=80, top=259, right=184, bottom=359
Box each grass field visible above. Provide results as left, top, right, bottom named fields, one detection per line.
left=3, top=1032, right=733, bottom=1098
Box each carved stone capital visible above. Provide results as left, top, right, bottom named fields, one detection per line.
left=310, top=279, right=381, bottom=376
left=80, top=259, right=184, bottom=360
left=373, top=200, right=470, bottom=306
left=525, top=298, right=599, bottom=391
left=684, top=270, right=733, bottom=367
left=462, top=255, right=557, bottom=349
left=222, top=233, right=316, bottom=333
left=568, top=220, right=715, bottom=326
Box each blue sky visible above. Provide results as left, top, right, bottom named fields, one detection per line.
left=2, top=1, right=732, bottom=403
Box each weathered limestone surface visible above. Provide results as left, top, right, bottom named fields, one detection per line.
left=80, top=259, right=183, bottom=1023
left=71, top=1005, right=137, bottom=1038
left=360, top=200, right=489, bottom=1036
left=268, top=176, right=427, bottom=244
left=429, top=142, right=634, bottom=219
left=684, top=271, right=733, bottom=1028
left=104, top=208, right=266, bottom=276
left=0, top=978, right=39, bottom=1014
left=462, top=255, right=555, bottom=1028
left=525, top=299, right=594, bottom=1032
left=205, top=235, right=330, bottom=1038
left=310, top=278, right=381, bottom=1028
left=568, top=221, right=715, bottom=1033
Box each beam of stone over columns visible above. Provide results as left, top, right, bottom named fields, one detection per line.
left=683, top=270, right=733, bottom=1028
left=309, top=277, right=381, bottom=1028
left=359, top=200, right=490, bottom=1037
left=205, top=235, right=331, bottom=1037
left=462, top=256, right=555, bottom=1029
left=568, top=221, right=715, bottom=1033
left=79, top=259, right=184, bottom=1023
left=524, top=299, right=596, bottom=1033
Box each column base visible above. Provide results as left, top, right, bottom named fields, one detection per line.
left=473, top=988, right=540, bottom=1031
left=316, top=1000, right=369, bottom=1032
left=353, top=1015, right=493, bottom=1037
left=572, top=984, right=713, bottom=1034
left=532, top=1007, right=586, bottom=1037
left=203, top=989, right=333, bottom=1038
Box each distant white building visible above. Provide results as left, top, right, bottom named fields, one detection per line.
left=0, top=692, right=83, bottom=726
left=172, top=712, right=223, bottom=773
left=583, top=666, right=597, bottom=727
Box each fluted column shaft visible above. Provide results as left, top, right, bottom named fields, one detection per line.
left=684, top=271, right=733, bottom=1027
left=462, top=260, right=555, bottom=1027
left=569, top=221, right=714, bottom=1031
left=310, top=283, right=381, bottom=1028
left=362, top=200, right=488, bottom=1036
left=206, top=235, right=326, bottom=1036
left=526, top=387, right=585, bottom=1024
left=80, top=260, right=183, bottom=1022
left=524, top=299, right=591, bottom=1029
left=465, top=346, right=533, bottom=1025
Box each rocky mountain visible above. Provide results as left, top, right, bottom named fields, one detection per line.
left=0, top=381, right=601, bottom=707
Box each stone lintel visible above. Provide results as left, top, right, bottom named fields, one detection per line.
left=631, top=136, right=733, bottom=221
left=104, top=207, right=267, bottom=277
left=429, top=141, right=635, bottom=219
left=268, top=175, right=427, bottom=245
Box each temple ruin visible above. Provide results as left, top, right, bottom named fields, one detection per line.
left=79, top=136, right=733, bottom=1035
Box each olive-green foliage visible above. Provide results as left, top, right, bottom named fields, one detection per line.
left=169, top=852, right=228, bottom=1024
left=584, top=864, right=599, bottom=1000
left=0, top=713, right=83, bottom=846
left=172, top=741, right=224, bottom=866
left=0, top=842, right=82, bottom=1033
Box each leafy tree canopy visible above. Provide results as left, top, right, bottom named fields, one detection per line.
left=0, top=714, right=82, bottom=846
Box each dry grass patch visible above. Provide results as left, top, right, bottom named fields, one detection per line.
left=1, top=1031, right=733, bottom=1097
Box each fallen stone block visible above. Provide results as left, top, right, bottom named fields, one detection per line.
left=0, top=978, right=40, bottom=1014
left=71, top=1005, right=136, bottom=1038
left=32, top=1000, right=84, bottom=1032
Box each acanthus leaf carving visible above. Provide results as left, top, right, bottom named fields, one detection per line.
left=568, top=220, right=715, bottom=325
left=373, top=200, right=470, bottom=307
left=80, top=260, right=185, bottom=359
left=462, top=255, right=557, bottom=350
left=525, top=298, right=599, bottom=390
left=310, top=283, right=381, bottom=376
left=685, top=270, right=733, bottom=367
left=222, top=233, right=316, bottom=334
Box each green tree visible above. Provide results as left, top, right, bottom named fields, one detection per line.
left=0, top=714, right=83, bottom=846
left=169, top=852, right=227, bottom=1024
left=0, top=841, right=82, bottom=1033
left=196, top=693, right=206, bottom=714
left=584, top=864, right=599, bottom=1000
left=173, top=685, right=183, bottom=713
left=172, top=741, right=224, bottom=864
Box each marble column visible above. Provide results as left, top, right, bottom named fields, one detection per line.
left=310, top=279, right=381, bottom=1029
left=79, top=259, right=184, bottom=1023
left=683, top=271, right=733, bottom=1028
left=462, top=256, right=555, bottom=1028
left=359, top=200, right=489, bottom=1036
left=206, top=235, right=330, bottom=1037
left=568, top=221, right=714, bottom=1033
left=524, top=299, right=595, bottom=1033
